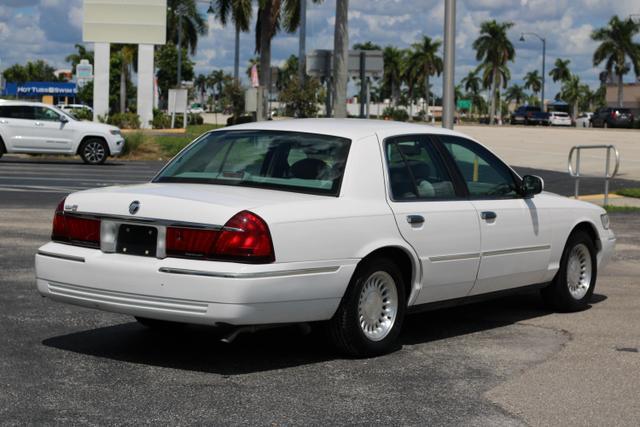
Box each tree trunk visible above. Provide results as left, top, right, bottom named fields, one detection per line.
left=573, top=101, right=578, bottom=120
left=332, top=0, right=349, bottom=118
left=258, top=2, right=274, bottom=120
left=489, top=67, right=497, bottom=125
left=424, top=73, right=430, bottom=121
left=392, top=81, right=399, bottom=106
left=120, top=61, right=127, bottom=113
left=234, top=25, right=240, bottom=82
left=617, top=72, right=623, bottom=108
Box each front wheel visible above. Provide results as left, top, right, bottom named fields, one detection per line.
left=326, top=257, right=406, bottom=357
left=541, top=230, right=597, bottom=312
left=80, top=138, right=108, bottom=165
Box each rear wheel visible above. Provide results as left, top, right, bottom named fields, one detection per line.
left=541, top=231, right=597, bottom=312
left=327, top=257, right=406, bottom=357
left=80, top=138, right=108, bottom=165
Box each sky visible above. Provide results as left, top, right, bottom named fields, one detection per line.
left=0, top=0, right=639, bottom=100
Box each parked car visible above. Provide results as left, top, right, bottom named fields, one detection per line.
left=58, top=103, right=94, bottom=116
left=188, top=103, right=205, bottom=114
left=527, top=111, right=550, bottom=126
left=510, top=105, right=541, bottom=125
left=0, top=101, right=124, bottom=164
left=591, top=107, right=634, bottom=128
left=549, top=111, right=573, bottom=126
left=34, top=119, right=615, bottom=357
left=575, top=112, right=593, bottom=128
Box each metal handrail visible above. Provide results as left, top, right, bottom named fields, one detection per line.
left=568, top=145, right=620, bottom=205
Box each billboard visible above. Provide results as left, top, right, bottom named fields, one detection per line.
left=83, top=0, right=167, bottom=45
left=2, top=82, right=78, bottom=97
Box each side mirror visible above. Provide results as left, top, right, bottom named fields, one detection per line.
left=521, top=175, right=544, bottom=197
left=59, top=115, right=69, bottom=123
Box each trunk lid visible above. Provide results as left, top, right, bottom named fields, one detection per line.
left=65, top=183, right=324, bottom=226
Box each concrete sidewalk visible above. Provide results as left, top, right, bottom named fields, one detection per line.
left=577, top=193, right=640, bottom=207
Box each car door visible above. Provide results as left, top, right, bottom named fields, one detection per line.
left=32, top=106, right=75, bottom=152
left=437, top=135, right=552, bottom=295
left=383, top=134, right=482, bottom=304
left=0, top=105, right=39, bottom=150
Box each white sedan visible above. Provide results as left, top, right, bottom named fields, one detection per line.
left=35, top=119, right=615, bottom=357
left=549, top=111, right=573, bottom=126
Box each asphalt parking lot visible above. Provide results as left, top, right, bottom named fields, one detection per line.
left=1, top=151, right=639, bottom=425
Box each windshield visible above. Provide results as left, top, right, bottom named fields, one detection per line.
left=154, top=130, right=352, bottom=196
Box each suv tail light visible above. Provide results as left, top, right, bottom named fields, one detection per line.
left=166, top=211, right=274, bottom=263
left=51, top=198, right=101, bottom=248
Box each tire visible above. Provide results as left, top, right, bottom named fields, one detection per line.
left=135, top=316, right=185, bottom=330
left=326, top=257, right=406, bottom=357
left=80, top=138, right=108, bottom=165
left=541, top=230, right=597, bottom=312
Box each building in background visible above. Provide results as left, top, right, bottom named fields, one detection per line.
left=606, top=83, right=640, bottom=115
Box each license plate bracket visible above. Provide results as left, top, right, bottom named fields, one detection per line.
left=116, top=224, right=157, bottom=257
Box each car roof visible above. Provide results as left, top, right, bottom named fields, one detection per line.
left=221, top=118, right=467, bottom=141
left=0, top=100, right=51, bottom=108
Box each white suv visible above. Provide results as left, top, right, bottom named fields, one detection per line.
left=0, top=101, right=124, bottom=164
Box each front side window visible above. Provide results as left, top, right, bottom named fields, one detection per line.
left=34, top=107, right=61, bottom=121
left=386, top=136, right=456, bottom=201
left=439, top=135, right=519, bottom=198
left=154, top=130, right=351, bottom=196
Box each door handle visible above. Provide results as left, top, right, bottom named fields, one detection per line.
left=481, top=211, right=497, bottom=220
left=407, top=215, right=425, bottom=225
left=35, top=122, right=44, bottom=126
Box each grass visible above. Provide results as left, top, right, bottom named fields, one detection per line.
left=603, top=205, right=640, bottom=213
left=615, top=188, right=640, bottom=199
left=155, top=124, right=223, bottom=158
left=118, top=124, right=223, bottom=160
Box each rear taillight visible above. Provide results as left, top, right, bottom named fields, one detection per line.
left=51, top=198, right=101, bottom=248
left=166, top=211, right=274, bottom=263
left=611, top=111, right=617, bottom=119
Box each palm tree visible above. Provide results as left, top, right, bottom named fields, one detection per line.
left=194, top=73, right=208, bottom=105
left=473, top=20, right=515, bottom=124
left=461, top=68, right=482, bottom=118
left=255, top=0, right=323, bottom=118
left=332, top=0, right=349, bottom=118
left=505, top=84, right=526, bottom=106
left=382, top=46, right=404, bottom=106
left=461, top=68, right=481, bottom=95
left=523, top=70, right=542, bottom=99
left=592, top=16, right=640, bottom=107
left=215, top=0, right=252, bottom=81
left=353, top=41, right=381, bottom=50
left=407, top=36, right=443, bottom=117
left=167, top=0, right=208, bottom=55
left=65, top=44, right=94, bottom=70
left=549, top=58, right=571, bottom=83
left=115, top=45, right=136, bottom=113
left=559, top=74, right=582, bottom=118
left=208, top=69, right=230, bottom=112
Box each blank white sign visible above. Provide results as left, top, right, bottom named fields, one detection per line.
left=83, top=0, right=167, bottom=45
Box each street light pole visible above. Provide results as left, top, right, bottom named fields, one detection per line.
left=442, top=0, right=456, bottom=129
left=520, top=32, right=546, bottom=109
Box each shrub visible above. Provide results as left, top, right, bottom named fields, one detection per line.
left=151, top=109, right=171, bottom=129
left=72, top=108, right=93, bottom=121
left=279, top=76, right=322, bottom=118
left=106, top=112, right=141, bottom=129
left=383, top=107, right=409, bottom=122
left=122, top=132, right=144, bottom=155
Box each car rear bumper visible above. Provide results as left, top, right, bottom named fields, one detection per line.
left=35, top=242, right=357, bottom=326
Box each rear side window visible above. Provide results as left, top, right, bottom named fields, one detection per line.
left=155, top=130, right=351, bottom=196
left=0, top=105, right=34, bottom=120
left=385, top=136, right=456, bottom=201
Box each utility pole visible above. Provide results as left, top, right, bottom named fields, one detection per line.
left=442, top=0, right=456, bottom=129
left=176, top=4, right=188, bottom=87
left=298, top=0, right=307, bottom=82
left=520, top=32, right=546, bottom=109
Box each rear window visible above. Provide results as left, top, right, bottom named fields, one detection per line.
left=154, top=130, right=351, bottom=196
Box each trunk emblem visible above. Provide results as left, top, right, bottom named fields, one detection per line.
left=129, top=200, right=140, bottom=215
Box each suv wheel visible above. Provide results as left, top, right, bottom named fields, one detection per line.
left=80, top=138, right=108, bottom=165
